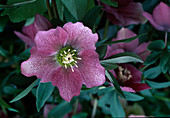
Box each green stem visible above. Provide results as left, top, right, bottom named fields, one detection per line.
left=73, top=99, right=79, bottom=115
left=52, top=0, right=58, bottom=18
left=91, top=98, right=98, bottom=118
left=165, top=73, right=170, bottom=81
left=165, top=32, right=168, bottom=47
left=46, top=0, right=52, bottom=20
left=103, top=19, right=109, bottom=39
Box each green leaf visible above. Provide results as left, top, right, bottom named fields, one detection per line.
left=110, top=92, right=125, bottom=117
left=72, top=113, right=88, bottom=118
left=147, top=40, right=165, bottom=52
left=0, top=97, right=19, bottom=112
left=146, top=80, right=170, bottom=89
left=96, top=45, right=107, bottom=59
left=36, top=82, right=54, bottom=112
left=100, top=0, right=118, bottom=7
left=160, top=51, right=170, bottom=73
left=56, top=0, right=64, bottom=21
left=48, top=101, right=72, bottom=118
left=143, top=66, right=161, bottom=79
left=123, top=91, right=144, bottom=101
left=100, top=62, right=118, bottom=70
left=144, top=52, right=161, bottom=65
left=0, top=16, right=8, bottom=32
left=99, top=33, right=147, bottom=46
left=105, top=71, right=125, bottom=98
left=81, top=6, right=102, bottom=29
left=100, top=52, right=143, bottom=64
left=10, top=79, right=39, bottom=103
left=2, top=0, right=47, bottom=23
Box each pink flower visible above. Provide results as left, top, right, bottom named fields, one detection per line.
left=21, top=22, right=105, bottom=102
left=43, top=104, right=55, bottom=118
left=105, top=28, right=150, bottom=61
left=101, top=0, right=146, bottom=26
left=111, top=64, right=150, bottom=92
left=143, top=2, right=170, bottom=32
left=14, top=14, right=52, bottom=47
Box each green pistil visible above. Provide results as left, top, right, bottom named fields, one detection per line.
left=55, top=46, right=81, bottom=72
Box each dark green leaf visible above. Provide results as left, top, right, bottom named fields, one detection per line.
left=96, top=45, right=107, bottom=59
left=81, top=6, right=102, bottom=29
left=0, top=16, right=8, bottom=32
left=160, top=51, right=170, bottom=73
left=0, top=98, right=18, bottom=112
left=36, top=82, right=54, bottom=112
left=105, top=71, right=125, bottom=98
left=10, top=79, right=39, bottom=103
left=100, top=52, right=143, bottom=64
left=100, top=0, right=118, bottom=7
left=110, top=92, right=125, bottom=117
left=2, top=0, right=47, bottom=23
left=72, top=113, right=88, bottom=118
left=100, top=62, right=118, bottom=70
left=48, top=101, right=72, bottom=118
left=143, top=66, right=161, bottom=79
left=123, top=91, right=144, bottom=101
left=144, top=52, right=161, bottom=65
left=147, top=40, right=165, bottom=52
left=64, top=7, right=77, bottom=22
left=146, top=80, right=170, bottom=89
left=56, top=0, right=64, bottom=21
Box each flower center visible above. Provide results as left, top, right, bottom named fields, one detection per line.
left=55, top=46, right=81, bottom=72
left=116, top=66, right=132, bottom=83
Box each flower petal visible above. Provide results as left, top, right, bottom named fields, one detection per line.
left=127, top=83, right=151, bottom=91
left=76, top=50, right=105, bottom=88
left=134, top=42, right=150, bottom=61
left=120, top=86, right=135, bottom=93
left=22, top=23, right=37, bottom=40
left=41, top=67, right=83, bottom=102
left=153, top=2, right=170, bottom=30
left=14, top=31, right=35, bottom=47
left=143, top=12, right=165, bottom=31
left=63, top=22, right=98, bottom=52
left=117, top=28, right=139, bottom=52
left=21, top=47, right=57, bottom=78
left=35, top=27, right=68, bottom=55
left=34, top=14, right=52, bottom=31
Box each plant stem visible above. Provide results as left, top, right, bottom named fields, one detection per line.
left=73, top=99, right=79, bottom=115
left=165, top=31, right=167, bottom=47
left=165, top=73, right=170, bottom=81
left=91, top=98, right=98, bottom=118
left=52, top=0, right=58, bottom=18
left=46, top=0, right=52, bottom=20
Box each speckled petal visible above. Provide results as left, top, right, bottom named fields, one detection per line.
left=34, top=14, right=52, bottom=31
left=41, top=67, right=82, bottom=102
left=143, top=12, right=165, bottom=31
left=21, top=47, right=57, bottom=79
left=35, top=27, right=68, bottom=55
left=63, top=22, right=98, bottom=52
left=117, top=28, right=139, bottom=52
left=120, top=86, right=135, bottom=93
left=153, top=2, right=170, bottom=30
left=76, top=50, right=105, bottom=88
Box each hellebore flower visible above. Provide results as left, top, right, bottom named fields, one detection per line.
left=21, top=22, right=105, bottom=102
left=100, top=0, right=146, bottom=26
left=105, top=28, right=150, bottom=61
left=111, top=64, right=150, bottom=92
left=14, top=14, right=52, bottom=47
left=143, top=2, right=170, bottom=32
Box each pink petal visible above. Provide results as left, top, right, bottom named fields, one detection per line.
left=14, top=31, right=35, bottom=47
left=34, top=14, right=52, bottom=31
left=127, top=83, right=151, bottom=91
left=134, top=42, right=151, bottom=61
left=63, top=22, right=98, bottom=52
left=105, top=48, right=124, bottom=59
left=76, top=50, right=105, bottom=88
left=120, top=86, right=135, bottom=93
left=22, top=23, right=37, bottom=40
left=41, top=67, right=83, bottom=102
left=153, top=2, right=170, bottom=30
left=117, top=28, right=139, bottom=52
left=104, top=2, right=146, bottom=26
left=35, top=27, right=68, bottom=55
left=143, top=12, right=165, bottom=31
left=21, top=47, right=57, bottom=79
